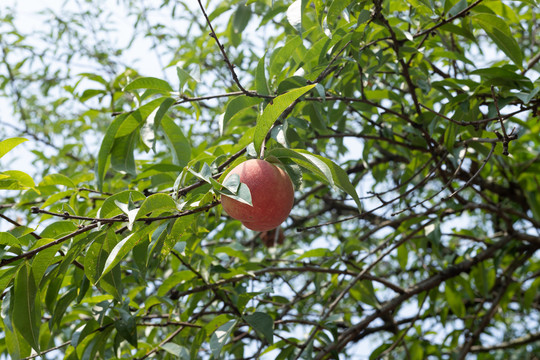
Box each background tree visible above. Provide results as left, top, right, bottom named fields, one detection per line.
left=0, top=0, right=539, bottom=359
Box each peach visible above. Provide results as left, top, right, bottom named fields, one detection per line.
left=260, top=227, right=285, bottom=247
left=221, top=159, right=294, bottom=232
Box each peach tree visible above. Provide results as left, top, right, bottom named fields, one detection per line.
left=0, top=0, right=539, bottom=359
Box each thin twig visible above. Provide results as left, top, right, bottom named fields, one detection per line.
left=444, top=143, right=495, bottom=201
left=414, top=0, right=484, bottom=38
left=0, top=222, right=98, bottom=267
left=30, top=201, right=219, bottom=224
left=197, top=0, right=253, bottom=95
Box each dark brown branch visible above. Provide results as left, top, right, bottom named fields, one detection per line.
left=470, top=331, right=540, bottom=353
left=414, top=0, right=484, bottom=38
left=0, top=223, right=99, bottom=267
left=314, top=235, right=520, bottom=359
left=457, top=249, right=535, bottom=359
left=30, top=201, right=219, bottom=224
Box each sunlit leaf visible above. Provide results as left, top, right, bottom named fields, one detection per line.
left=254, top=85, right=315, bottom=156
left=0, top=138, right=27, bottom=159
left=124, top=77, right=173, bottom=92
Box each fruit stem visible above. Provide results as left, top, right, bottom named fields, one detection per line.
left=259, top=136, right=267, bottom=160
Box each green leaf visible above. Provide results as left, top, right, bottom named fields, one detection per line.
left=244, top=312, right=274, bottom=344
left=98, top=190, right=146, bottom=219
left=269, top=37, right=304, bottom=78
left=286, top=0, right=303, bottom=34
left=99, top=233, right=136, bottom=281
left=110, top=130, right=137, bottom=176
left=448, top=0, right=467, bottom=17
left=40, top=173, right=76, bottom=188
left=161, top=116, right=192, bottom=167
left=84, top=233, right=108, bottom=285
left=297, top=248, right=329, bottom=260
left=124, top=77, right=173, bottom=93
left=50, top=288, right=77, bottom=330
left=397, top=243, right=408, bottom=270
left=0, top=137, right=27, bottom=159
left=176, top=66, right=195, bottom=92
left=40, top=221, right=78, bottom=239
left=350, top=280, right=379, bottom=308
left=254, top=84, right=315, bottom=156
left=255, top=54, right=270, bottom=96
left=204, top=314, right=233, bottom=335
left=99, top=221, right=160, bottom=281
left=1, top=170, right=35, bottom=189
left=210, top=320, right=237, bottom=358
left=71, top=319, right=99, bottom=348
left=12, top=263, right=41, bottom=352
left=141, top=97, right=176, bottom=149
left=0, top=265, right=21, bottom=296
left=95, top=113, right=129, bottom=191
left=233, top=3, right=252, bottom=33
left=445, top=282, right=466, bottom=318
left=190, top=328, right=207, bottom=360
left=220, top=96, right=262, bottom=136
left=327, top=0, right=349, bottom=27
left=161, top=343, right=189, bottom=358
left=40, top=190, right=74, bottom=209
left=473, top=14, right=523, bottom=67
left=267, top=148, right=361, bottom=209
left=114, top=198, right=139, bottom=231
left=410, top=342, right=424, bottom=360
left=31, top=242, right=61, bottom=285
left=115, top=308, right=138, bottom=348
left=135, top=193, right=177, bottom=219
left=1, top=312, right=32, bottom=359
left=0, top=232, right=21, bottom=247
left=217, top=174, right=253, bottom=206
left=156, top=270, right=196, bottom=297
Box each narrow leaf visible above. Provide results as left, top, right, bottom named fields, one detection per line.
left=135, top=193, right=177, bottom=219
left=255, top=54, right=269, bottom=96
left=161, top=116, right=191, bottom=167
left=445, top=283, right=466, bottom=318
left=99, top=221, right=160, bottom=281
left=210, top=320, right=237, bottom=358
left=110, top=130, right=138, bottom=176
left=98, top=233, right=136, bottom=281
left=98, top=190, right=145, bottom=219
left=114, top=200, right=139, bottom=231
left=115, top=308, right=138, bottom=348
left=233, top=3, right=252, bottom=33
left=473, top=14, right=523, bottom=67
left=0, top=138, right=27, bottom=159
left=12, top=263, right=41, bottom=352
left=176, top=66, right=195, bottom=92
left=124, top=77, right=173, bottom=92
left=0, top=232, right=20, bottom=247
left=95, top=113, right=129, bottom=191
left=267, top=148, right=361, bottom=209
left=245, top=312, right=274, bottom=345
left=220, top=96, right=262, bottom=136
left=286, top=0, right=303, bottom=34
left=40, top=173, right=76, bottom=188
left=254, top=84, right=315, bottom=156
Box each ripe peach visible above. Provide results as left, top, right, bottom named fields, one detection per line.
left=221, top=159, right=294, bottom=232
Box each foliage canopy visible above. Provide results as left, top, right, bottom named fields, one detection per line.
left=0, top=0, right=539, bottom=359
